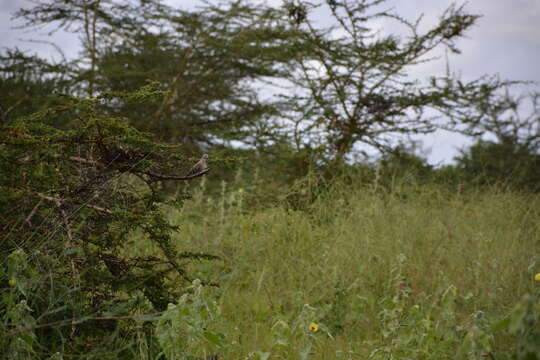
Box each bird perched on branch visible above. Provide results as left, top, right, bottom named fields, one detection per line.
left=185, top=154, right=208, bottom=176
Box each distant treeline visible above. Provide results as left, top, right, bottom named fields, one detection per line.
left=1, top=0, right=537, bottom=188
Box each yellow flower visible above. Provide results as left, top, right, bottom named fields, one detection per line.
left=309, top=322, right=319, bottom=332
left=535, top=273, right=540, bottom=281
left=8, top=279, right=16, bottom=287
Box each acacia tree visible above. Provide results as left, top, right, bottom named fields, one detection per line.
left=0, top=50, right=73, bottom=125
left=11, top=0, right=526, bottom=163
left=14, top=0, right=112, bottom=96
left=13, top=0, right=177, bottom=96
left=453, top=90, right=540, bottom=190
left=96, top=3, right=307, bottom=150
left=0, top=84, right=215, bottom=357
left=450, top=89, right=539, bottom=151
left=13, top=0, right=306, bottom=152
left=280, top=0, right=515, bottom=160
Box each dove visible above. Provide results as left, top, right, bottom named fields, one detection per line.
left=185, top=154, right=208, bottom=176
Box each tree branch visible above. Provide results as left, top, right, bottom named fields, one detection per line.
left=135, top=167, right=210, bottom=181
left=33, top=191, right=113, bottom=215
left=24, top=199, right=44, bottom=227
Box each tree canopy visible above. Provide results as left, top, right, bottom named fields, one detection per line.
left=7, top=0, right=533, bottom=160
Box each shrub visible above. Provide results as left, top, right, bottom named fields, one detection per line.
left=0, top=84, right=215, bottom=358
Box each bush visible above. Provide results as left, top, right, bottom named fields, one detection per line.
left=455, top=136, right=540, bottom=192
left=0, top=84, right=215, bottom=358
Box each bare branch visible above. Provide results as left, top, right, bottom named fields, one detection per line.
left=135, top=167, right=210, bottom=181
left=23, top=199, right=43, bottom=227
left=33, top=191, right=113, bottom=215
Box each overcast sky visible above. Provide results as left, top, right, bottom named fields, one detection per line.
left=1, top=0, right=539, bottom=164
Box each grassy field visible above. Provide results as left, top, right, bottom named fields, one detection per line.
left=128, top=176, right=540, bottom=359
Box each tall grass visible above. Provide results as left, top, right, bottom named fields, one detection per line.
left=133, top=175, right=540, bottom=359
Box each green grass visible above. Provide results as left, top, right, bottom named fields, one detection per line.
left=131, top=178, right=540, bottom=359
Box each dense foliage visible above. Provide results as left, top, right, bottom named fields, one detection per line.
left=0, top=85, right=216, bottom=356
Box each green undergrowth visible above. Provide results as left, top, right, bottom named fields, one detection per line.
left=129, top=175, right=540, bottom=359
left=4, top=172, right=540, bottom=359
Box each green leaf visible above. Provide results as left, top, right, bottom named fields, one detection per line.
left=255, top=351, right=271, bottom=360
left=202, top=331, right=225, bottom=347
left=489, top=317, right=510, bottom=333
